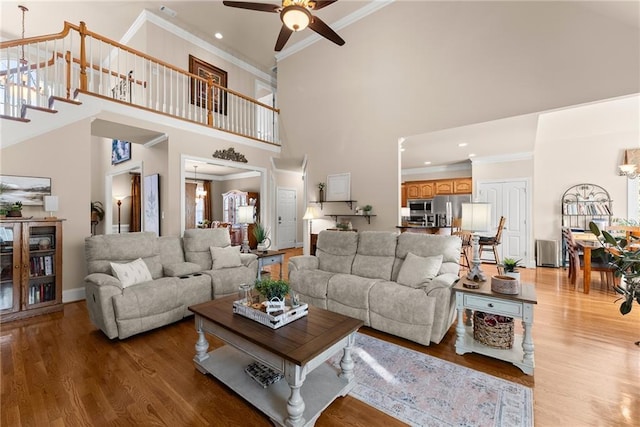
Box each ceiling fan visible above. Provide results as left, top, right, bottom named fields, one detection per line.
left=222, top=0, right=345, bottom=51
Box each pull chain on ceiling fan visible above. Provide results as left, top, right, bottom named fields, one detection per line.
left=222, top=0, right=345, bottom=51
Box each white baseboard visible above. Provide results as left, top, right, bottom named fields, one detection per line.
left=63, top=286, right=86, bottom=303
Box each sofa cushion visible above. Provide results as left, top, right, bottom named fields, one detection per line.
left=210, top=246, right=242, bottom=269
left=183, top=228, right=232, bottom=270
left=393, top=233, right=461, bottom=280
left=316, top=231, right=358, bottom=274
left=352, top=231, right=398, bottom=280
left=163, top=262, right=202, bottom=277
left=326, top=273, right=380, bottom=325
left=396, top=253, right=443, bottom=288
left=110, top=258, right=153, bottom=288
left=289, top=269, right=336, bottom=309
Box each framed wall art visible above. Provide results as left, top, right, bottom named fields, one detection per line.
left=326, top=173, right=351, bottom=201
left=144, top=174, right=161, bottom=236
left=189, top=54, right=228, bottom=115
left=112, top=140, right=131, bottom=165
left=0, top=175, right=51, bottom=206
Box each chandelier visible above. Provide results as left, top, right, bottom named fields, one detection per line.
left=193, top=165, right=207, bottom=199
left=619, top=149, right=639, bottom=180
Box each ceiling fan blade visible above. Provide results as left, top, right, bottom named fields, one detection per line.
left=308, top=16, right=345, bottom=46
left=275, top=24, right=293, bottom=51
left=310, top=0, right=338, bottom=10
left=222, top=1, right=280, bottom=13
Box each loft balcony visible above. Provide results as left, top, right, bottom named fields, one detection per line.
left=0, top=21, right=279, bottom=146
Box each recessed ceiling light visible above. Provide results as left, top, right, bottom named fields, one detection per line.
left=215, top=32, right=223, bottom=39
left=468, top=153, right=476, bottom=158
left=458, top=143, right=468, bottom=147
left=424, top=161, right=432, bottom=165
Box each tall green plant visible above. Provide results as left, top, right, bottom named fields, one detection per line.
left=589, top=221, right=640, bottom=315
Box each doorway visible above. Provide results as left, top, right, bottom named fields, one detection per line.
left=105, top=161, right=143, bottom=234
left=477, top=179, right=531, bottom=266
left=276, top=187, right=296, bottom=249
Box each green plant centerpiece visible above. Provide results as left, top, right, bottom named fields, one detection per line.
left=91, top=201, right=105, bottom=222
left=252, top=220, right=271, bottom=252
left=254, top=278, right=290, bottom=314
left=7, top=201, right=22, bottom=217
left=589, top=221, right=640, bottom=315
left=502, top=258, right=524, bottom=273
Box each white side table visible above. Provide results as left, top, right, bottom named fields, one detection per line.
left=252, top=250, right=286, bottom=280
left=453, top=280, right=538, bottom=375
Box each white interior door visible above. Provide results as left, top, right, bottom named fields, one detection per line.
left=276, top=187, right=296, bottom=249
left=477, top=179, right=529, bottom=265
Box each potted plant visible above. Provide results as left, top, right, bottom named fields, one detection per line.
left=91, top=201, right=105, bottom=222
left=7, top=202, right=22, bottom=217
left=252, top=220, right=271, bottom=252
left=317, top=182, right=326, bottom=203
left=502, top=258, right=524, bottom=280
left=589, top=221, right=640, bottom=315
left=362, top=205, right=373, bottom=215
left=254, top=278, right=290, bottom=313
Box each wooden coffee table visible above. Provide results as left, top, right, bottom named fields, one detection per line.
left=189, top=296, right=363, bottom=427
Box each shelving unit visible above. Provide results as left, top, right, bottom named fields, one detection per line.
left=311, top=200, right=356, bottom=210
left=325, top=214, right=376, bottom=224
left=311, top=200, right=376, bottom=225
left=0, top=219, right=64, bottom=323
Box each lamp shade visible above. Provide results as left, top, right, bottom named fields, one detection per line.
left=43, top=196, right=58, bottom=212
left=401, top=207, right=411, bottom=217
left=303, top=206, right=319, bottom=220
left=237, top=205, right=255, bottom=224
left=461, top=203, right=492, bottom=232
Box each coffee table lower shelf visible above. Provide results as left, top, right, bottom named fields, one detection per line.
left=195, top=345, right=353, bottom=427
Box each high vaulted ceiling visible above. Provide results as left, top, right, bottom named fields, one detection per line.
left=0, top=0, right=371, bottom=74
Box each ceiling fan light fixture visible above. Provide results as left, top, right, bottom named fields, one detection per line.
left=281, top=5, right=311, bottom=31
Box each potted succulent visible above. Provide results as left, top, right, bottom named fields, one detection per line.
left=502, top=258, right=524, bottom=280
left=91, top=201, right=105, bottom=222
left=362, top=205, right=373, bottom=215
left=252, top=220, right=271, bottom=252
left=255, top=278, right=290, bottom=313
left=7, top=201, right=22, bottom=217
left=589, top=221, right=640, bottom=315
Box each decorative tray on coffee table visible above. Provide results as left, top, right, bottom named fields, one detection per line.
left=232, top=300, right=308, bottom=329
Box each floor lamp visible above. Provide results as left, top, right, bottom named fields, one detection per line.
left=237, top=205, right=255, bottom=253
left=461, top=202, right=492, bottom=282
left=303, top=206, right=319, bottom=255
left=114, top=195, right=127, bottom=234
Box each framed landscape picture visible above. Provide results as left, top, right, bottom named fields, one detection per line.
left=189, top=54, right=228, bottom=115
left=112, top=140, right=131, bottom=165
left=0, top=175, right=51, bottom=206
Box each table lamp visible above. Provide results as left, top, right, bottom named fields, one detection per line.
left=237, top=205, right=255, bottom=253
left=44, top=195, right=58, bottom=220
left=401, top=207, right=410, bottom=225
left=461, top=202, right=492, bottom=282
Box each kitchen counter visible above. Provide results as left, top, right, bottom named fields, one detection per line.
left=396, top=225, right=452, bottom=235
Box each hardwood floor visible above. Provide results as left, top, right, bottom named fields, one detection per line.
left=1, top=248, right=638, bottom=426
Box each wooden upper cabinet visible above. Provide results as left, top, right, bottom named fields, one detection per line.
left=419, top=182, right=435, bottom=198
left=434, top=180, right=455, bottom=195
left=406, top=183, right=420, bottom=199
left=453, top=178, right=472, bottom=194
left=401, top=184, right=407, bottom=207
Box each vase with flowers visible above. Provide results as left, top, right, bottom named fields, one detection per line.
left=317, top=182, right=325, bottom=203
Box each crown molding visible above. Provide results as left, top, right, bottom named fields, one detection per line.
left=275, top=0, right=395, bottom=62
left=402, top=162, right=471, bottom=176
left=121, top=10, right=276, bottom=86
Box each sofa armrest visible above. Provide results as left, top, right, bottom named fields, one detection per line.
left=288, top=255, right=319, bottom=273
left=163, top=262, right=202, bottom=277
left=240, top=253, right=258, bottom=267
left=424, top=273, right=459, bottom=293
left=423, top=274, right=459, bottom=344
left=85, top=272, right=124, bottom=289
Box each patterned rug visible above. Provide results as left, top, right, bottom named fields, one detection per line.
left=328, top=333, right=533, bottom=427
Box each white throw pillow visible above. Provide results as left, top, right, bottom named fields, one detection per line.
left=210, top=246, right=242, bottom=269
left=110, top=258, right=153, bottom=288
left=396, top=253, right=443, bottom=288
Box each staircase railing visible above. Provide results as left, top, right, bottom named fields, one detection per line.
left=0, top=22, right=280, bottom=145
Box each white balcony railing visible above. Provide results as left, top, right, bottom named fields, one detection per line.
left=0, top=22, right=279, bottom=145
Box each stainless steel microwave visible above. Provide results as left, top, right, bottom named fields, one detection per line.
left=408, top=199, right=433, bottom=214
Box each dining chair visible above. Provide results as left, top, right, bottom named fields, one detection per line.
left=562, top=227, right=617, bottom=291
left=452, top=230, right=472, bottom=270
left=478, top=216, right=506, bottom=265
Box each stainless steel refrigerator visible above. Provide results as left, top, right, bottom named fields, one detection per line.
left=432, top=194, right=472, bottom=224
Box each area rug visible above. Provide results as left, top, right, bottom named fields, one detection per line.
left=328, top=333, right=533, bottom=427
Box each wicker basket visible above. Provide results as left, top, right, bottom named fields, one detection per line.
left=473, top=311, right=514, bottom=349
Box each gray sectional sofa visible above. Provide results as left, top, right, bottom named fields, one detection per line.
left=288, top=230, right=461, bottom=345
left=84, top=228, right=258, bottom=339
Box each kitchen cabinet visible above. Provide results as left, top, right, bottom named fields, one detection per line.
left=0, top=219, right=64, bottom=323
left=453, top=178, right=472, bottom=194
left=401, top=184, right=407, bottom=207
left=406, top=183, right=420, bottom=199
left=435, top=180, right=455, bottom=195
left=419, top=182, right=435, bottom=198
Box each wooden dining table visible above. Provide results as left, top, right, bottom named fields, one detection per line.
left=575, top=237, right=599, bottom=294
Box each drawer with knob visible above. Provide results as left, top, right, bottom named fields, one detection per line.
left=463, top=294, right=522, bottom=317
